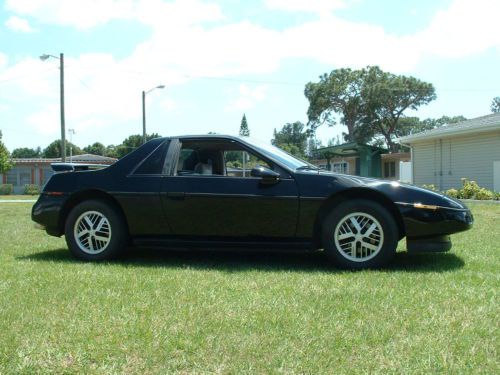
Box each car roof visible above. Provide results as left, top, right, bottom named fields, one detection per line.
left=162, top=134, right=245, bottom=141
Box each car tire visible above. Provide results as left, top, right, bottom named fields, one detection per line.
left=65, top=200, right=128, bottom=261
left=322, top=199, right=398, bottom=269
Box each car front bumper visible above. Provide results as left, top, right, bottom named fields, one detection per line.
left=396, top=202, right=473, bottom=253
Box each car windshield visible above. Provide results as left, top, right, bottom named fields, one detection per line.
left=242, top=137, right=318, bottom=171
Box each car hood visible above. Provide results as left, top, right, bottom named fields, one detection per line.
left=297, top=170, right=467, bottom=210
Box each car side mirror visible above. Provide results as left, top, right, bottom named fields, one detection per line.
left=251, top=166, right=280, bottom=184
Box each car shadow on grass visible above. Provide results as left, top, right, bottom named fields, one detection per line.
left=18, top=247, right=465, bottom=273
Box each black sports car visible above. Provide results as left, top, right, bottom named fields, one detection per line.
left=32, top=135, right=473, bottom=268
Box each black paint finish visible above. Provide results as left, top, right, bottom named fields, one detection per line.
left=32, top=135, right=473, bottom=251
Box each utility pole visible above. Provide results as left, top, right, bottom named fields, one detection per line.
left=142, top=90, right=146, bottom=145
left=60, top=53, right=66, bottom=162
left=142, top=85, right=165, bottom=144
left=68, top=128, right=75, bottom=163
left=40, top=53, right=66, bottom=162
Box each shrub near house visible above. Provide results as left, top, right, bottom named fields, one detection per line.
left=424, top=178, right=499, bottom=200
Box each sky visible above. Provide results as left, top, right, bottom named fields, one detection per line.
left=1, top=0, right=499, bottom=152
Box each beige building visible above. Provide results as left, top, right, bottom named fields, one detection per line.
left=1, top=154, right=116, bottom=194
left=399, top=113, right=500, bottom=191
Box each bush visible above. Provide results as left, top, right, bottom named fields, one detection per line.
left=440, top=178, right=498, bottom=200
left=429, top=179, right=498, bottom=200
left=421, top=184, right=438, bottom=192
left=445, top=188, right=459, bottom=198
left=460, top=178, right=481, bottom=199
left=475, top=188, right=494, bottom=200
left=0, top=184, right=13, bottom=195
left=23, top=184, right=40, bottom=195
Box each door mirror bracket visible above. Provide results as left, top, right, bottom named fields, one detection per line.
left=251, top=166, right=280, bottom=184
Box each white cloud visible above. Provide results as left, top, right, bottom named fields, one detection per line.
left=2, top=0, right=500, bottom=146
left=0, top=53, right=8, bottom=69
left=5, top=0, right=222, bottom=30
left=160, top=98, right=177, bottom=112
left=414, top=0, right=500, bottom=59
left=5, top=0, right=133, bottom=29
left=265, top=0, right=347, bottom=14
left=5, top=15, right=35, bottom=32
left=225, top=84, right=268, bottom=112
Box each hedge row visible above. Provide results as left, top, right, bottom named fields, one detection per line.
left=422, top=178, right=500, bottom=200
left=0, top=184, right=40, bottom=195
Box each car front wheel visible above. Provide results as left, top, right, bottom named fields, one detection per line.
left=322, top=200, right=398, bottom=269
left=65, top=200, right=127, bottom=261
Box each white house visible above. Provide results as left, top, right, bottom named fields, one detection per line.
left=399, top=113, right=500, bottom=192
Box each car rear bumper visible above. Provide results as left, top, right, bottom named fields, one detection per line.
left=31, top=194, right=67, bottom=237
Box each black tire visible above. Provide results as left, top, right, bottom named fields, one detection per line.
left=322, top=199, right=398, bottom=269
left=65, top=200, right=128, bottom=261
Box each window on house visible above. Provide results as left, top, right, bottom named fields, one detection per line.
left=19, top=170, right=31, bottom=186
left=332, top=162, right=349, bottom=174
left=6, top=169, right=17, bottom=185
left=384, top=161, right=396, bottom=178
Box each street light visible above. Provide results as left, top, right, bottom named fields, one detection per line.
left=68, top=128, right=75, bottom=163
left=142, top=84, right=165, bottom=144
left=40, top=53, right=66, bottom=162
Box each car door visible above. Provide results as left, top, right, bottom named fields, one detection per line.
left=160, top=138, right=299, bottom=239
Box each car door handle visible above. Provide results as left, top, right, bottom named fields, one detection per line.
left=166, top=192, right=185, bottom=200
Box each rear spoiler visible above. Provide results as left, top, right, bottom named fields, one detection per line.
left=51, top=163, right=110, bottom=173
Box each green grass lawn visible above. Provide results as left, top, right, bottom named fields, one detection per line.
left=0, top=203, right=498, bottom=374
left=0, top=195, right=38, bottom=200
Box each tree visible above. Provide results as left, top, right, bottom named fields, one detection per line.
left=83, top=142, right=106, bottom=156
left=43, top=140, right=82, bottom=158
left=239, top=114, right=250, bottom=136
left=306, top=136, right=323, bottom=158
left=362, top=66, right=436, bottom=152
left=491, top=97, right=500, bottom=113
left=115, top=133, right=161, bottom=159
left=0, top=131, right=13, bottom=174
left=271, top=121, right=308, bottom=158
left=104, top=145, right=118, bottom=158
left=305, top=68, right=370, bottom=144
left=11, top=147, right=42, bottom=158
left=395, top=115, right=466, bottom=138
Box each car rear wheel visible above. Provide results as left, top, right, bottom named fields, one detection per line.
left=65, top=200, right=127, bottom=261
left=322, top=200, right=398, bottom=269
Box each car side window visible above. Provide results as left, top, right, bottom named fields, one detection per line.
left=174, top=139, right=279, bottom=177
left=177, top=148, right=198, bottom=175
left=225, top=150, right=272, bottom=178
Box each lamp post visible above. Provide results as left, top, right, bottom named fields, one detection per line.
left=142, top=85, right=165, bottom=144
left=68, top=128, right=75, bottom=163
left=40, top=53, right=66, bottom=162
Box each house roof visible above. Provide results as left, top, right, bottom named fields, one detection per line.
left=398, top=113, right=500, bottom=144
left=12, top=154, right=117, bottom=165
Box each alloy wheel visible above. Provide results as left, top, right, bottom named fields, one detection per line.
left=73, top=210, right=112, bottom=254
left=333, top=212, right=384, bottom=262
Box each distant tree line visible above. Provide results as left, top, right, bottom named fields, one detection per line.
left=9, top=133, right=161, bottom=160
